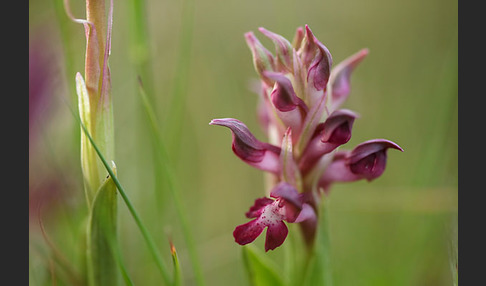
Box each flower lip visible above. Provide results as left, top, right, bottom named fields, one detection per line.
left=245, top=197, right=274, bottom=218
left=233, top=182, right=314, bottom=251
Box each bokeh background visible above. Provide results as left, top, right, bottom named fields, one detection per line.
left=29, top=0, right=457, bottom=285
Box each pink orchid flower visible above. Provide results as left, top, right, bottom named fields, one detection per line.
left=211, top=25, right=403, bottom=251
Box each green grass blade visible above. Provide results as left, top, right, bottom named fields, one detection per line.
left=138, top=79, right=206, bottom=286
left=67, top=103, right=173, bottom=285
left=164, top=0, right=195, bottom=160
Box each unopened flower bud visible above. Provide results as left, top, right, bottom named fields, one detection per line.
left=245, top=32, right=276, bottom=86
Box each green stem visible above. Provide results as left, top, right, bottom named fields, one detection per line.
left=71, top=106, right=172, bottom=286
left=301, top=195, right=333, bottom=286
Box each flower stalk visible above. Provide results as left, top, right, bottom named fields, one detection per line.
left=65, top=0, right=115, bottom=203
left=65, top=1, right=122, bottom=286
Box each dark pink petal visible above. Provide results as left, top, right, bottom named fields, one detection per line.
left=319, top=140, right=403, bottom=191
left=210, top=118, right=282, bottom=174
left=347, top=139, right=403, bottom=181
left=265, top=221, right=288, bottom=251
left=234, top=219, right=266, bottom=246
left=349, top=151, right=388, bottom=181
left=299, top=109, right=358, bottom=173
left=348, top=139, right=403, bottom=164
left=259, top=27, right=294, bottom=72
left=245, top=197, right=274, bottom=218
left=264, top=72, right=307, bottom=112
left=294, top=203, right=316, bottom=223
left=264, top=72, right=308, bottom=137
left=245, top=32, right=276, bottom=86
left=321, top=109, right=358, bottom=144
left=307, top=40, right=333, bottom=92
left=329, top=49, right=369, bottom=112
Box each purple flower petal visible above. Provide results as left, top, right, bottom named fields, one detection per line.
left=234, top=219, right=266, bottom=246
left=264, top=72, right=308, bottom=138
left=299, top=109, right=358, bottom=173
left=329, top=49, right=369, bottom=112
left=259, top=27, right=294, bottom=72
left=265, top=221, right=288, bottom=251
left=319, top=139, right=403, bottom=191
left=347, top=139, right=403, bottom=181
left=296, top=25, right=333, bottom=108
left=307, top=40, right=333, bottom=92
left=318, top=151, right=362, bottom=192
left=210, top=118, right=282, bottom=174
left=321, top=109, right=358, bottom=144
left=264, top=72, right=307, bottom=112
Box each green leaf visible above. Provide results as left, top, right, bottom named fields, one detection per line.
left=72, top=108, right=172, bottom=285
left=301, top=198, right=333, bottom=286
left=242, top=245, right=286, bottom=286
left=87, top=165, right=119, bottom=286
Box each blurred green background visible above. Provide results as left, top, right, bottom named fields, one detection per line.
left=29, top=0, right=457, bottom=285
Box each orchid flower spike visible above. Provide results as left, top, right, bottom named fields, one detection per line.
left=211, top=25, right=402, bottom=250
